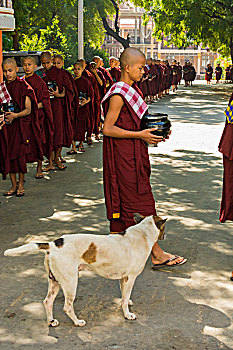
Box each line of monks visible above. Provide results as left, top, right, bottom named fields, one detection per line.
left=0, top=53, right=193, bottom=197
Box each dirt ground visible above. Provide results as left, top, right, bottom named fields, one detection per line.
left=0, top=82, right=233, bottom=350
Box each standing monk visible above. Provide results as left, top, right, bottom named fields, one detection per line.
left=1, top=58, right=34, bottom=196
left=40, top=51, right=73, bottom=171
left=215, top=63, right=222, bottom=83
left=102, top=48, right=186, bottom=267
left=205, top=64, right=213, bottom=84
left=70, top=62, right=94, bottom=153
left=23, top=56, right=54, bottom=178
left=81, top=59, right=100, bottom=142
left=53, top=54, right=79, bottom=157
left=108, top=57, right=121, bottom=83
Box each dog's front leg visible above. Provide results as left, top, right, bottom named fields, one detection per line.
left=120, top=276, right=137, bottom=320
left=43, top=278, right=60, bottom=327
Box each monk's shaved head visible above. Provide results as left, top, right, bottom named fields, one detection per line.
left=120, top=48, right=145, bottom=70
left=54, top=54, right=64, bottom=61
left=2, top=57, right=17, bottom=68
left=41, top=51, right=52, bottom=60
left=23, top=56, right=37, bottom=65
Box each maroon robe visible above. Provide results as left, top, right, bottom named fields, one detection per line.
left=215, top=67, right=222, bottom=81
left=109, top=67, right=121, bottom=83
left=99, top=67, right=114, bottom=89
left=139, top=66, right=150, bottom=98
left=149, top=64, right=159, bottom=96
left=0, top=124, right=10, bottom=179
left=102, top=86, right=156, bottom=232
left=25, top=73, right=54, bottom=160
left=205, top=67, right=213, bottom=81
left=171, top=65, right=178, bottom=85
left=83, top=69, right=101, bottom=135
left=73, top=76, right=94, bottom=142
left=4, top=77, right=36, bottom=173
left=64, top=70, right=79, bottom=136
left=43, top=66, right=73, bottom=150
left=219, top=95, right=233, bottom=222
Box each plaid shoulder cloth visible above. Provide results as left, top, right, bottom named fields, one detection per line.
left=0, top=82, right=11, bottom=104
left=224, top=100, right=233, bottom=124
left=101, top=81, right=148, bottom=120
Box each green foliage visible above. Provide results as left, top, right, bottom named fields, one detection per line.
left=3, top=0, right=115, bottom=66
left=132, top=0, right=233, bottom=62
left=84, top=43, right=109, bottom=66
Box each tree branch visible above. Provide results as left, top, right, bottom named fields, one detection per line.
left=98, top=1, right=130, bottom=49
left=100, top=16, right=130, bottom=48
left=110, top=0, right=120, bottom=34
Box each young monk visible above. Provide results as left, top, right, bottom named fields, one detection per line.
left=80, top=59, right=100, bottom=142
left=40, top=51, right=73, bottom=170
left=23, top=56, right=54, bottom=178
left=53, top=54, right=79, bottom=156
left=102, top=47, right=186, bottom=268
left=70, top=62, right=94, bottom=153
left=1, top=58, right=36, bottom=196
left=98, top=58, right=113, bottom=90
left=108, top=56, right=121, bottom=83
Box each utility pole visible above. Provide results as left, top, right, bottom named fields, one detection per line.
left=78, top=0, right=84, bottom=58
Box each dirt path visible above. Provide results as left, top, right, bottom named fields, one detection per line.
left=0, top=82, right=233, bottom=349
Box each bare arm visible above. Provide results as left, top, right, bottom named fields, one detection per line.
left=102, top=95, right=164, bottom=144
left=90, top=69, right=103, bottom=86
left=5, top=96, right=31, bottom=122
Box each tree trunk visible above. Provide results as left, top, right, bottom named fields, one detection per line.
left=101, top=16, right=130, bottom=49
left=12, top=30, right=20, bottom=51
left=230, top=36, right=233, bottom=65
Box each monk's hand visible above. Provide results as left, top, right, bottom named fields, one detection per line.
left=80, top=98, right=87, bottom=106
left=139, top=129, right=164, bottom=144
left=51, top=86, right=60, bottom=97
left=165, top=130, right=172, bottom=139
left=4, top=111, right=18, bottom=122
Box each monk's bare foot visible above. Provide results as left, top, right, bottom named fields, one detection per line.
left=151, top=243, right=186, bottom=266
left=16, top=183, right=25, bottom=197
left=35, top=172, right=44, bottom=179
left=151, top=251, right=185, bottom=266
left=42, top=164, right=55, bottom=172
left=4, top=186, right=17, bottom=196
left=55, top=160, right=67, bottom=170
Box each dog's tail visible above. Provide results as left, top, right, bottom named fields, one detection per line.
left=4, top=242, right=50, bottom=256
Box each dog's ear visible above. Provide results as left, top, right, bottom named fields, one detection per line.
left=155, top=218, right=167, bottom=230
left=133, top=213, right=145, bottom=224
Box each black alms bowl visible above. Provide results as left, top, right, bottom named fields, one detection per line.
left=141, top=113, right=171, bottom=138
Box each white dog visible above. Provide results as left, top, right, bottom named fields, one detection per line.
left=4, top=214, right=166, bottom=327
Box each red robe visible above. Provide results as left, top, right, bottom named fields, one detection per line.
left=43, top=66, right=73, bottom=150
left=4, top=77, right=37, bottom=173
left=138, top=66, right=150, bottom=98
left=99, top=67, right=114, bottom=89
left=83, top=69, right=101, bottom=135
left=0, top=125, right=10, bottom=179
left=73, top=76, right=94, bottom=141
left=25, top=73, right=54, bottom=160
left=109, top=67, right=121, bottom=83
left=219, top=95, right=233, bottom=222
left=149, top=64, right=159, bottom=95
left=102, top=85, right=156, bottom=232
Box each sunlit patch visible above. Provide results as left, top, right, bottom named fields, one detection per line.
left=19, top=269, right=38, bottom=276
left=23, top=302, right=44, bottom=316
